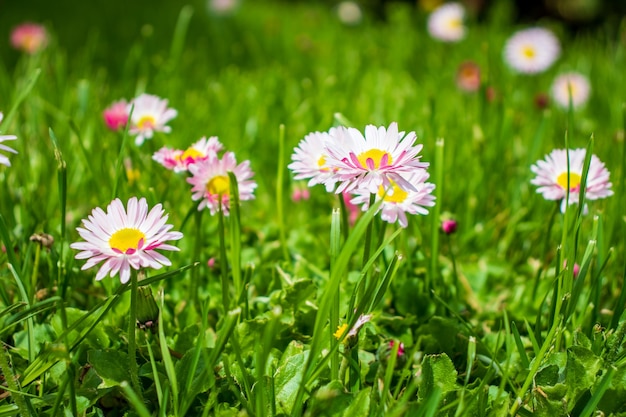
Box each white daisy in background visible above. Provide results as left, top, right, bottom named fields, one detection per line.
left=70, top=197, right=183, bottom=284
left=503, top=27, right=560, bottom=74
left=337, top=1, right=363, bottom=26
left=324, top=122, right=429, bottom=194
left=127, top=93, right=177, bottom=146
left=427, top=2, right=466, bottom=42
left=530, top=148, right=613, bottom=212
left=0, top=113, right=17, bottom=167
left=153, top=136, right=224, bottom=172
left=550, top=72, right=591, bottom=110
left=350, top=169, right=436, bottom=228
left=187, top=151, right=257, bottom=215
left=288, top=129, right=339, bottom=192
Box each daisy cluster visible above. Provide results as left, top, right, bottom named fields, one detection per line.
left=426, top=3, right=591, bottom=109
left=103, top=93, right=177, bottom=146
left=289, top=122, right=436, bottom=228
left=68, top=96, right=257, bottom=284
left=153, top=136, right=257, bottom=216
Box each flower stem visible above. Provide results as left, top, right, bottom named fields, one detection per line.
left=218, top=202, right=231, bottom=311
left=128, top=269, right=143, bottom=401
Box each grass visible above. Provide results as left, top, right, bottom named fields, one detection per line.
left=1, top=0, right=626, bottom=416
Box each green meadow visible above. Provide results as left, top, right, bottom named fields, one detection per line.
left=1, top=1, right=626, bottom=415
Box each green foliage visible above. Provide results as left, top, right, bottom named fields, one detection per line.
left=1, top=0, right=626, bottom=415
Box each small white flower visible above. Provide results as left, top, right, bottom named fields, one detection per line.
left=504, top=27, right=560, bottom=74
left=550, top=72, right=591, bottom=110
left=427, top=2, right=466, bottom=42
left=128, top=94, right=177, bottom=146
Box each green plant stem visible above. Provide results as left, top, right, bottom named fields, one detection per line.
left=276, top=124, right=289, bottom=262
left=128, top=269, right=143, bottom=401
left=429, top=138, right=445, bottom=295
left=218, top=203, right=231, bottom=311
left=189, top=208, right=203, bottom=306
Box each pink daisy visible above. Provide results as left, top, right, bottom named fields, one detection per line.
left=530, top=148, right=613, bottom=212
left=10, top=23, right=48, bottom=54
left=70, top=197, right=183, bottom=284
left=103, top=99, right=129, bottom=131
left=153, top=136, right=224, bottom=172
left=350, top=169, right=436, bottom=228
left=324, top=122, right=429, bottom=194
left=187, top=152, right=257, bottom=215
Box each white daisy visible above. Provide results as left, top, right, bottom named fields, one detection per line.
left=503, top=27, right=560, bottom=74
left=127, top=93, right=177, bottom=146
left=550, top=72, right=591, bottom=110
left=288, top=129, right=339, bottom=192
left=70, top=197, right=183, bottom=284
left=427, top=2, right=466, bottom=42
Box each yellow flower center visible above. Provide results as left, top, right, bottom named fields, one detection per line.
left=137, top=115, right=156, bottom=130
left=378, top=181, right=409, bottom=203
left=179, top=147, right=204, bottom=162
left=357, top=149, right=392, bottom=169
left=556, top=172, right=582, bottom=191
left=447, top=18, right=462, bottom=29
left=207, top=175, right=230, bottom=195
left=334, top=323, right=348, bottom=339
left=522, top=46, right=536, bottom=59
left=109, top=228, right=145, bottom=253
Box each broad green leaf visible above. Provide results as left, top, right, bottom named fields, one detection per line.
left=565, top=346, right=602, bottom=405
left=419, top=353, right=458, bottom=402
left=274, top=341, right=309, bottom=415
left=88, top=349, right=131, bottom=388
left=342, top=386, right=371, bottom=417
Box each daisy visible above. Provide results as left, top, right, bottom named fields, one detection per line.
left=288, top=129, right=339, bottom=192
left=127, top=94, right=177, bottom=146
left=350, top=169, right=436, bottom=228
left=10, top=22, right=48, bottom=54
left=427, top=2, right=466, bottom=42
left=503, top=27, right=560, bottom=74
left=324, top=122, right=429, bottom=194
left=70, top=197, right=183, bottom=284
left=0, top=113, right=17, bottom=167
left=187, top=151, right=257, bottom=215
left=530, top=148, right=613, bottom=212
left=153, top=136, right=224, bottom=172
left=550, top=72, right=591, bottom=110
left=103, top=99, right=129, bottom=131
left=337, top=1, right=363, bottom=26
